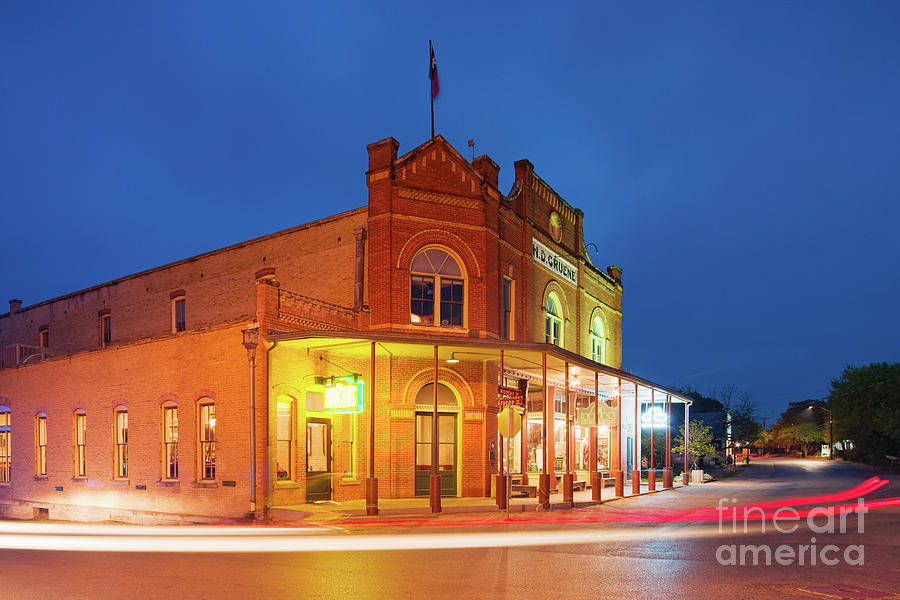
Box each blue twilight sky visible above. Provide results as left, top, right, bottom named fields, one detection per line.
left=2, top=2, right=899, bottom=418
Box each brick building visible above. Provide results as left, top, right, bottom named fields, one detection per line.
left=0, top=135, right=691, bottom=522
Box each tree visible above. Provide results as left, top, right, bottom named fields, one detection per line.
left=778, top=422, right=824, bottom=457
left=640, top=430, right=667, bottom=470
left=673, top=419, right=717, bottom=470
left=755, top=429, right=772, bottom=451
left=829, top=362, right=900, bottom=464
left=769, top=400, right=826, bottom=456
left=715, top=385, right=763, bottom=447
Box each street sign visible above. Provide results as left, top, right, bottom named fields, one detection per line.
left=497, top=407, right=522, bottom=438
left=498, top=384, right=525, bottom=408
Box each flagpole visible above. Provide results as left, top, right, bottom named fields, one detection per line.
left=430, top=40, right=435, bottom=139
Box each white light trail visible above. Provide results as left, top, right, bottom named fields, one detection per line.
left=0, top=524, right=722, bottom=553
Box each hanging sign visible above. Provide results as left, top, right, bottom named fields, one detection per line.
left=576, top=402, right=618, bottom=428
left=532, top=238, right=578, bottom=286
left=641, top=405, right=667, bottom=428
left=576, top=406, right=595, bottom=428
left=323, top=376, right=365, bottom=414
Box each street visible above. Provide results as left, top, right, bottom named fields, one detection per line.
left=2, top=459, right=899, bottom=600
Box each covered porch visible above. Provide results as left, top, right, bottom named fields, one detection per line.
left=265, top=332, right=693, bottom=516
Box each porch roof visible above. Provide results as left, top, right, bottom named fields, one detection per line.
left=267, top=330, right=691, bottom=405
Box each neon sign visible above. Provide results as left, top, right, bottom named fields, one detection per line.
left=323, top=377, right=365, bottom=414
left=641, top=405, right=667, bottom=428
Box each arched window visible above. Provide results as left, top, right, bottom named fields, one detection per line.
left=161, top=401, right=178, bottom=480
left=198, top=399, right=216, bottom=480
left=276, top=395, right=295, bottom=482
left=0, top=406, right=10, bottom=485
left=73, top=409, right=87, bottom=477
left=113, top=406, right=128, bottom=479
left=545, top=293, right=562, bottom=346
left=410, top=247, right=464, bottom=327
left=35, top=412, right=47, bottom=477
left=591, top=315, right=605, bottom=364
left=415, top=383, right=458, bottom=407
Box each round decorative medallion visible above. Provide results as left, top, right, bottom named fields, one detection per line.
left=549, top=212, right=562, bottom=243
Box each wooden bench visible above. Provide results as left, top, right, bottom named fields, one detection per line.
left=572, top=480, right=587, bottom=492
left=510, top=484, right=537, bottom=498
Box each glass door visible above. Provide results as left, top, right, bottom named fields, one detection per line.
left=414, top=412, right=457, bottom=496
left=626, top=436, right=634, bottom=476
left=306, top=418, right=331, bottom=502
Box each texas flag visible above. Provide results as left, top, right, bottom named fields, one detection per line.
left=429, top=41, right=439, bottom=98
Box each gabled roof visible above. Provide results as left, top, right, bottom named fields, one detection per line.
left=394, top=135, right=486, bottom=186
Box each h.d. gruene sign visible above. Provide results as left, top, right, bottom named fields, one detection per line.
left=532, top=238, right=578, bottom=286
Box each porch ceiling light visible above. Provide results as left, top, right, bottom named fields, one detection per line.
left=446, top=353, right=460, bottom=364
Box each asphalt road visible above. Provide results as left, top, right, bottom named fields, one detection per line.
left=2, top=459, right=898, bottom=600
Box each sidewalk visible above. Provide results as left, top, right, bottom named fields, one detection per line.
left=269, top=478, right=685, bottom=523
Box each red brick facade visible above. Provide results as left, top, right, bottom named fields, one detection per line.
left=0, top=134, right=630, bottom=522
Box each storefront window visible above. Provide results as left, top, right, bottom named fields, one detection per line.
left=276, top=396, right=294, bottom=481
left=507, top=430, right=522, bottom=473
left=554, top=419, right=566, bottom=472
left=526, top=420, right=542, bottom=473
left=340, top=413, right=357, bottom=479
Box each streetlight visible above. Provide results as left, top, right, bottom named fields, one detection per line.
left=808, top=404, right=834, bottom=460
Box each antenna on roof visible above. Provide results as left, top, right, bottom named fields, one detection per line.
left=467, top=139, right=475, bottom=161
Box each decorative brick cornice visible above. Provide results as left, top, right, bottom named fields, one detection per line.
left=531, top=174, right=577, bottom=223
left=397, top=187, right=480, bottom=209
left=274, top=289, right=358, bottom=332
left=390, top=408, right=415, bottom=420
left=463, top=409, right=484, bottom=422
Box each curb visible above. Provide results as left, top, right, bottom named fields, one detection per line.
left=291, top=484, right=689, bottom=523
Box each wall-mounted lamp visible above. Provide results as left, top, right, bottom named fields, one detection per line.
left=446, top=353, right=460, bottom=364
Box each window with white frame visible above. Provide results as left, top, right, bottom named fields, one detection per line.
left=162, top=403, right=178, bottom=479
left=0, top=407, right=10, bottom=484
left=73, top=410, right=87, bottom=477
left=590, top=315, right=605, bottom=364
left=410, top=247, right=464, bottom=327
left=114, top=406, right=128, bottom=479
left=35, top=413, right=47, bottom=477
left=276, top=396, right=294, bottom=481
left=545, top=293, right=563, bottom=346
left=198, top=400, right=216, bottom=480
